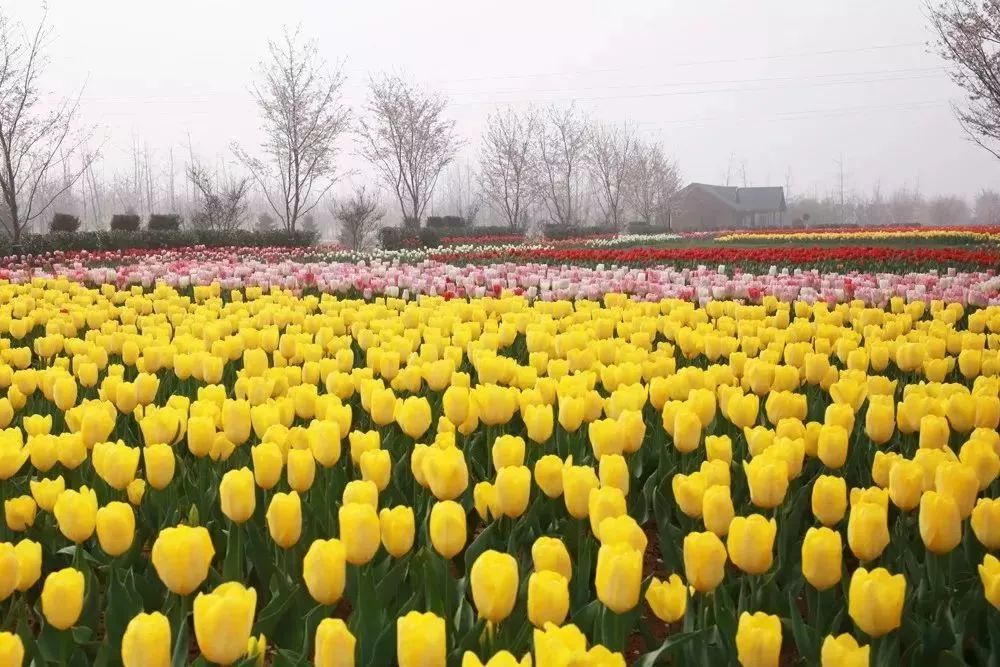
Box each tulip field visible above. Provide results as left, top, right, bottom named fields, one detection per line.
left=0, top=237, right=999, bottom=666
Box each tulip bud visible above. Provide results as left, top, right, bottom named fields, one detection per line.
left=360, top=449, right=391, bottom=492
left=0, top=632, right=23, bottom=666
left=423, top=446, right=469, bottom=501
left=41, top=568, right=85, bottom=630
left=54, top=486, right=98, bottom=544
left=811, top=475, right=847, bottom=526
left=684, top=531, right=727, bottom=593
left=972, top=498, right=1000, bottom=551
left=848, top=567, right=905, bottom=637
left=735, top=612, right=782, bottom=667
left=474, top=482, right=497, bottom=522
left=152, top=525, right=215, bottom=595
left=705, top=435, right=733, bottom=464
left=935, top=461, right=978, bottom=519
left=315, top=618, right=356, bottom=666
left=562, top=465, right=599, bottom=519
left=588, top=486, right=626, bottom=538
left=496, top=466, right=531, bottom=519
left=702, top=485, right=735, bottom=537
left=303, top=539, right=346, bottom=605
left=524, top=404, right=554, bottom=444
left=266, top=491, right=302, bottom=549
left=96, top=501, right=135, bottom=557
left=193, top=582, right=257, bottom=665
left=222, top=399, right=252, bottom=445
left=220, top=468, right=256, bottom=524
left=430, top=500, right=466, bottom=559
left=960, top=438, right=1000, bottom=491
left=871, top=451, right=902, bottom=489
left=598, top=515, right=648, bottom=553
left=122, top=612, right=171, bottom=667
left=532, top=536, right=572, bottom=582
left=919, top=414, right=949, bottom=450
left=14, top=539, right=41, bottom=591
left=186, top=415, right=215, bottom=458
left=645, top=574, right=687, bottom=623
left=817, top=424, right=849, bottom=470
left=820, top=634, right=869, bottom=667
left=672, top=408, right=702, bottom=454
left=252, top=442, right=284, bottom=490
left=127, top=479, right=146, bottom=506
left=0, top=544, right=16, bottom=602
left=802, top=527, right=842, bottom=591
left=672, top=472, right=707, bottom=519
left=93, top=441, right=140, bottom=490
left=380, top=506, right=415, bottom=558
left=598, top=454, right=629, bottom=495
left=397, top=611, right=445, bottom=667
left=534, top=455, right=565, bottom=498
left=919, top=490, right=962, bottom=555
left=558, top=395, right=585, bottom=433
left=52, top=376, right=78, bottom=411
left=492, top=435, right=525, bottom=469
left=847, top=502, right=890, bottom=562
left=396, top=396, right=432, bottom=439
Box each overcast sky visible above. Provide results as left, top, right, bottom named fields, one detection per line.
left=8, top=0, right=999, bottom=203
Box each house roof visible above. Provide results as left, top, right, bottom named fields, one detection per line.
left=677, top=183, right=786, bottom=213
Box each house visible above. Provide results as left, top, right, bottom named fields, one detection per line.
left=669, top=183, right=786, bottom=231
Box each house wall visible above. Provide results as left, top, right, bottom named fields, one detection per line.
left=671, top=189, right=739, bottom=231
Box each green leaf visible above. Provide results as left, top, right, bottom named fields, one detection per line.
left=633, top=628, right=705, bottom=667
left=463, top=521, right=499, bottom=574
left=375, top=553, right=412, bottom=607
left=784, top=589, right=818, bottom=663
left=255, top=580, right=301, bottom=639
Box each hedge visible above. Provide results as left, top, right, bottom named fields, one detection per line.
left=147, top=214, right=182, bottom=231
left=542, top=224, right=618, bottom=240
left=50, top=213, right=81, bottom=233
left=0, top=229, right=319, bottom=256
left=110, top=214, right=141, bottom=232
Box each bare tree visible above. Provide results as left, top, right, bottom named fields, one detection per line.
left=537, top=104, right=591, bottom=227
left=357, top=74, right=461, bottom=226
left=887, top=187, right=927, bottom=226
left=186, top=162, right=251, bottom=232
left=438, top=162, right=483, bottom=224
left=587, top=121, right=637, bottom=231
left=332, top=185, right=384, bottom=250
left=233, top=27, right=350, bottom=232
left=479, top=107, right=540, bottom=231
left=974, top=188, right=1000, bottom=223
left=626, top=139, right=681, bottom=228
left=0, top=9, right=98, bottom=242
left=927, top=194, right=971, bottom=226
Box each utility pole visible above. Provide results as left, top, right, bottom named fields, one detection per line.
left=834, top=154, right=846, bottom=226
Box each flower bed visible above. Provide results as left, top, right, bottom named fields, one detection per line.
left=715, top=226, right=1000, bottom=244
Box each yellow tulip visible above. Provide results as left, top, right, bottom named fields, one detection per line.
left=528, top=571, right=569, bottom=628
left=143, top=443, right=176, bottom=490
left=972, top=498, right=1000, bottom=550
left=193, top=582, right=257, bottom=665
left=41, top=567, right=85, bottom=630
left=220, top=467, right=256, bottom=524
left=186, top=415, right=215, bottom=458
left=960, top=438, right=1000, bottom=491
left=266, top=491, right=302, bottom=549
left=379, top=506, right=415, bottom=558
left=152, top=525, right=215, bottom=595
left=935, top=461, right=978, bottom=519
left=727, top=392, right=760, bottom=429
left=811, top=475, right=847, bottom=526
left=96, top=501, right=135, bottom=556
left=534, top=455, right=565, bottom=498
left=727, top=514, right=776, bottom=575
left=848, top=567, right=905, bottom=637
left=397, top=611, right=445, bottom=667
left=496, top=466, right=531, bottom=519
left=801, top=527, right=842, bottom=591
left=430, top=500, right=466, bottom=559
left=645, top=574, right=687, bottom=623
left=0, top=544, right=15, bottom=602
left=343, top=480, right=379, bottom=510
left=122, top=612, right=171, bottom=667
left=888, top=459, right=923, bottom=511
left=14, top=539, right=41, bottom=591
left=919, top=491, right=962, bottom=555
left=820, top=634, right=869, bottom=667
left=303, top=539, right=347, bottom=605
left=533, top=623, right=588, bottom=665
left=562, top=465, right=599, bottom=519
left=423, top=446, right=469, bottom=501
left=22, top=414, right=52, bottom=436
left=251, top=442, right=284, bottom=490
left=981, top=554, right=1000, bottom=610
left=743, top=456, right=788, bottom=509
left=672, top=407, right=702, bottom=454
left=0, top=632, right=23, bottom=667
left=52, top=376, right=78, bottom=411
left=744, top=426, right=775, bottom=458
left=287, top=448, right=317, bottom=493
left=93, top=441, right=140, bottom=490
left=735, top=612, right=782, bottom=667
left=595, top=542, right=642, bottom=613
left=919, top=414, right=949, bottom=450
left=30, top=475, right=64, bottom=513
left=702, top=485, right=735, bottom=537
left=54, top=486, right=98, bottom=543
left=396, top=396, right=432, bottom=439
left=598, top=454, right=629, bottom=495
left=492, top=435, right=526, bottom=469
left=865, top=398, right=896, bottom=445
left=817, top=424, right=849, bottom=470
left=470, top=550, right=519, bottom=623
left=127, top=479, right=146, bottom=506
left=524, top=404, right=554, bottom=444
left=443, top=386, right=471, bottom=426
left=4, top=496, right=35, bottom=532
left=308, top=420, right=342, bottom=468
left=684, top=531, right=727, bottom=593
left=588, top=486, right=626, bottom=538
left=557, top=395, right=585, bottom=432
left=672, top=472, right=708, bottom=519
left=221, top=399, right=252, bottom=445
left=532, top=536, right=572, bottom=582
left=706, top=435, right=733, bottom=464
left=315, top=618, right=356, bottom=666
left=847, top=502, right=890, bottom=562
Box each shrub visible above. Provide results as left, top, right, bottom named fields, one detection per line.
left=542, top=224, right=617, bottom=240
left=402, top=217, right=421, bottom=232
left=50, top=213, right=81, bottom=233
left=110, top=214, right=141, bottom=232
left=147, top=214, right=181, bottom=232
left=0, top=229, right=318, bottom=257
